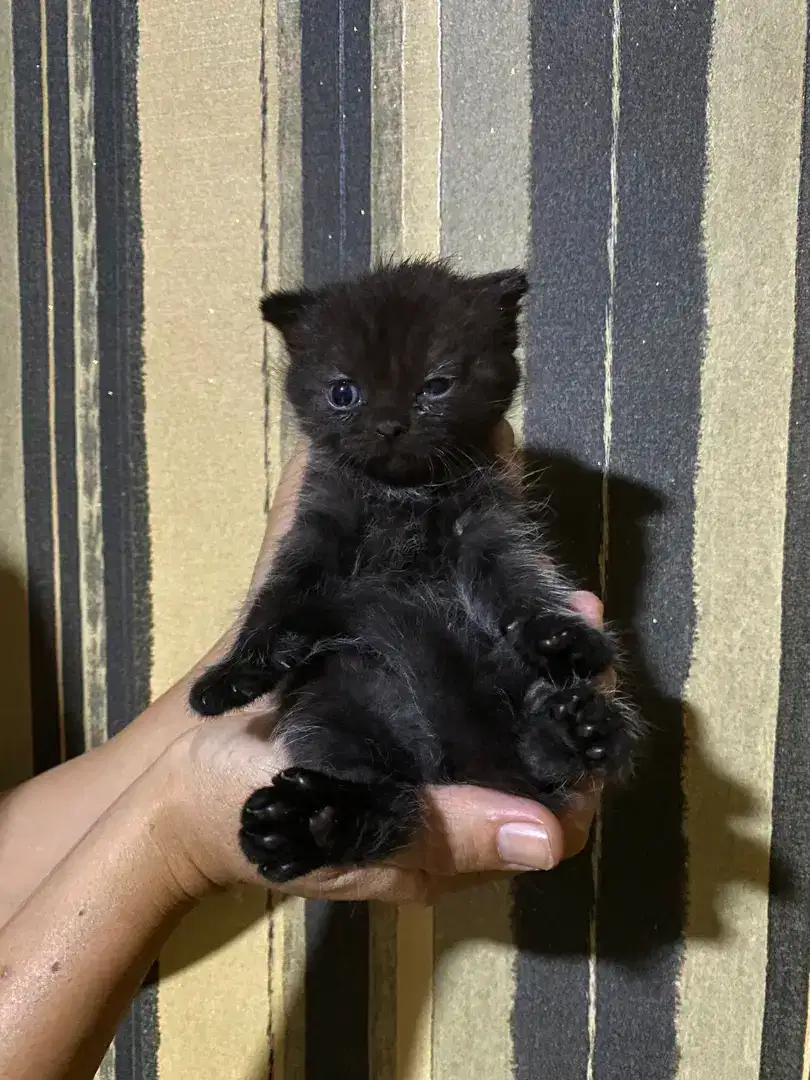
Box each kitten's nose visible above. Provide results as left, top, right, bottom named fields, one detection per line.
left=376, top=418, right=408, bottom=439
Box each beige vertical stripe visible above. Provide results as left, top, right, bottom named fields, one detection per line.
left=679, top=3, right=806, bottom=1078
left=401, top=6, right=441, bottom=1080
left=396, top=903, right=435, bottom=1080
left=432, top=3, right=530, bottom=1077
left=264, top=0, right=304, bottom=494
left=68, top=10, right=115, bottom=1075
left=269, top=892, right=307, bottom=1080
left=371, top=0, right=403, bottom=261
left=370, top=901, right=399, bottom=1080
left=803, top=979, right=810, bottom=1080
left=139, top=3, right=270, bottom=1077
left=0, top=0, right=33, bottom=791
left=369, top=18, right=406, bottom=1076
left=263, top=2, right=307, bottom=1077
left=67, top=0, right=108, bottom=760
left=401, top=0, right=440, bottom=259
left=369, top=5, right=441, bottom=1078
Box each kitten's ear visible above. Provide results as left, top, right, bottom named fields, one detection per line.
left=473, top=269, right=528, bottom=315
left=260, top=287, right=317, bottom=339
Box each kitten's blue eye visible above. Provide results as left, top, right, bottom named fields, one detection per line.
left=328, top=379, right=361, bottom=409
left=421, top=377, right=452, bottom=399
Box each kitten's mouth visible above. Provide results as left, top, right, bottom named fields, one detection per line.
left=363, top=449, right=436, bottom=486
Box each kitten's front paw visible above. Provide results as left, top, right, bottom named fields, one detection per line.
left=504, top=612, right=614, bottom=683
left=239, top=768, right=419, bottom=883
left=521, top=678, right=633, bottom=781
left=189, top=630, right=313, bottom=716
left=189, top=661, right=277, bottom=716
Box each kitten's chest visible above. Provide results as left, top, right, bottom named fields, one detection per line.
left=353, top=499, right=457, bottom=578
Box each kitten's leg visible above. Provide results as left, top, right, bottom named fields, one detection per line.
left=190, top=509, right=357, bottom=716
left=189, top=597, right=334, bottom=716
left=454, top=511, right=616, bottom=683
left=240, top=768, right=421, bottom=884
left=238, top=689, right=424, bottom=883
left=516, top=678, right=637, bottom=803
left=454, top=511, right=636, bottom=794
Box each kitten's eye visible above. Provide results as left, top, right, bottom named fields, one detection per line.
left=328, top=379, right=361, bottom=409
left=420, top=377, right=453, bottom=399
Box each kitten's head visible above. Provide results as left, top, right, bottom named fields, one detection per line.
left=262, top=258, right=526, bottom=485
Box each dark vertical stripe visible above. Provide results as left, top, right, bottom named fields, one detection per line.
left=46, top=0, right=85, bottom=763
left=301, top=2, right=372, bottom=1078
left=92, top=2, right=154, bottom=1077
left=759, top=17, right=810, bottom=1076
left=301, top=0, right=371, bottom=286
left=93, top=0, right=151, bottom=738
left=594, top=3, right=711, bottom=1079
left=12, top=0, right=62, bottom=777
left=514, top=3, right=613, bottom=1076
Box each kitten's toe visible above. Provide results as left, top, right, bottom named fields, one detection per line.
left=239, top=768, right=420, bottom=884
left=505, top=612, right=614, bottom=682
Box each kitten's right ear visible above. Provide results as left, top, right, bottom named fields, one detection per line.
left=260, top=287, right=317, bottom=338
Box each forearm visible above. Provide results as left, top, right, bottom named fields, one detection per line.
left=0, top=663, right=210, bottom=927
left=0, top=760, right=196, bottom=1080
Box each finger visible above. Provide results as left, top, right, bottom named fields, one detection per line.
left=249, top=440, right=308, bottom=593
left=569, top=590, right=604, bottom=628
left=271, top=863, right=432, bottom=903
left=393, top=785, right=566, bottom=876
left=556, top=783, right=601, bottom=859
left=491, top=419, right=515, bottom=458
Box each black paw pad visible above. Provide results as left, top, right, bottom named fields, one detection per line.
left=524, top=678, right=629, bottom=774
left=239, top=768, right=416, bottom=884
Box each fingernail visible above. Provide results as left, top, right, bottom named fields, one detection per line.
left=497, top=822, right=555, bottom=871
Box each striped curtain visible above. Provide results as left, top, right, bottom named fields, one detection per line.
left=1, top=1, right=809, bottom=1078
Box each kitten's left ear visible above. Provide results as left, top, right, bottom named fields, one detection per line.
left=473, top=269, right=528, bottom=316
left=260, top=287, right=317, bottom=339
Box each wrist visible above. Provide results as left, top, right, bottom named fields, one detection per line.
left=133, top=748, right=222, bottom=905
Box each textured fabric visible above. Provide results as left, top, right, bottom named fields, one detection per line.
left=1, top=1, right=809, bottom=1078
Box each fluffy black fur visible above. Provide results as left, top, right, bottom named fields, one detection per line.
left=189, top=259, right=639, bottom=884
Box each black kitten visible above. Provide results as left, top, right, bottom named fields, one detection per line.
left=190, top=259, right=638, bottom=884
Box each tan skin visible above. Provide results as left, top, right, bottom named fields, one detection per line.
left=0, top=422, right=602, bottom=1080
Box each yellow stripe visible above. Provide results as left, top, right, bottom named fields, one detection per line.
left=138, top=2, right=271, bottom=1075
left=679, top=3, right=806, bottom=1077
left=803, top=975, right=810, bottom=1080
left=67, top=0, right=109, bottom=758
left=67, top=5, right=114, bottom=1072
left=0, top=0, right=33, bottom=790
left=369, top=4, right=442, bottom=1077
left=430, top=2, right=531, bottom=1075
left=263, top=2, right=307, bottom=1075
left=399, top=5, right=441, bottom=1077
left=269, top=892, right=307, bottom=1080
left=401, top=0, right=441, bottom=259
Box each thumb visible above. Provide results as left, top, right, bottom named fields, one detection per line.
left=393, top=785, right=570, bottom=876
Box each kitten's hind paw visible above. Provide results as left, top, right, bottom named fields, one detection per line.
left=239, top=768, right=420, bottom=883
left=504, top=612, right=614, bottom=683
left=520, top=678, right=634, bottom=784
